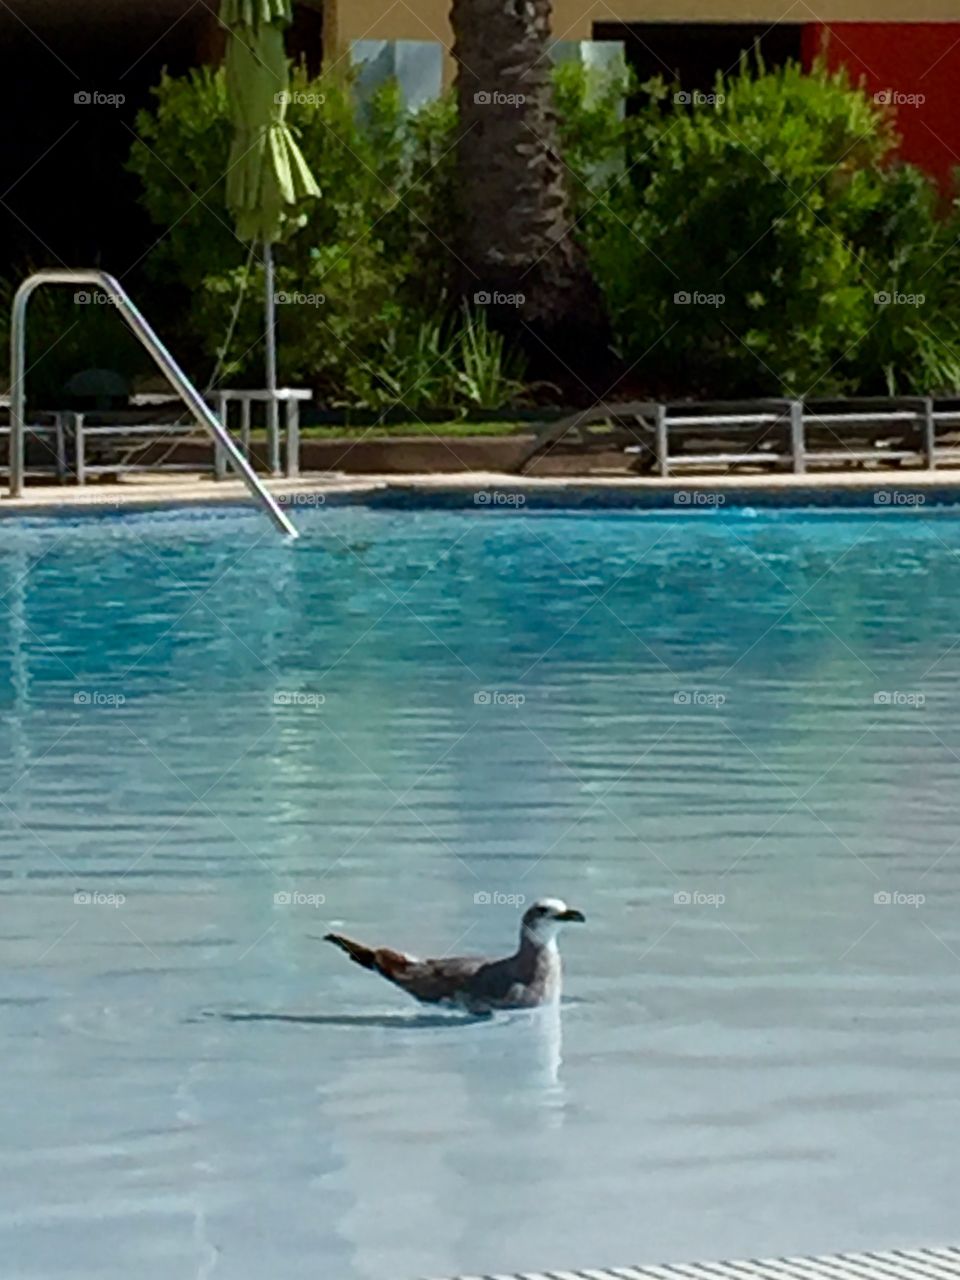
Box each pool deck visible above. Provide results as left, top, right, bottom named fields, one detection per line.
left=425, top=1244, right=960, bottom=1280
left=2, top=468, right=960, bottom=517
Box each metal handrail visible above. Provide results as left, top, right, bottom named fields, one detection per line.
left=8, top=270, right=298, bottom=538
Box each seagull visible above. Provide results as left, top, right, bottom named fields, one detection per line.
left=324, top=897, right=585, bottom=1015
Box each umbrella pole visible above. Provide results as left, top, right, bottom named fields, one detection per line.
left=264, top=238, right=281, bottom=476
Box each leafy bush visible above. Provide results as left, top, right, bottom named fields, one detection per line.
left=839, top=165, right=960, bottom=394
left=126, top=66, right=474, bottom=409
left=344, top=308, right=527, bottom=412
left=454, top=308, right=528, bottom=408
left=118, top=56, right=960, bottom=406
left=8, top=56, right=960, bottom=410
left=558, top=58, right=960, bottom=397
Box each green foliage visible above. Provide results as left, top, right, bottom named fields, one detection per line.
left=453, top=307, right=528, bottom=408
left=841, top=166, right=960, bottom=394
left=347, top=314, right=453, bottom=411
left=559, top=57, right=960, bottom=397
left=126, top=66, right=236, bottom=282
left=126, top=66, right=475, bottom=409
left=118, top=56, right=960, bottom=406
left=552, top=58, right=633, bottom=197
left=343, top=308, right=527, bottom=412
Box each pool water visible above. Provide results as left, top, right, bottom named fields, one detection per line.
left=2, top=499, right=960, bottom=1280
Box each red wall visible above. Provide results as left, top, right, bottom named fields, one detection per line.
left=803, top=23, right=960, bottom=193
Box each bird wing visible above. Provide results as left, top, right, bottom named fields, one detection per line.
left=400, top=953, right=534, bottom=1009
left=325, top=932, right=488, bottom=1003
left=458, top=955, right=535, bottom=1008
left=391, top=954, right=490, bottom=1004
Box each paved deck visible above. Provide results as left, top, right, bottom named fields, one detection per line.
left=426, top=1245, right=960, bottom=1280
left=2, top=468, right=960, bottom=518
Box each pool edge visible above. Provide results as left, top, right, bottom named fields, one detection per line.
left=3, top=470, right=960, bottom=518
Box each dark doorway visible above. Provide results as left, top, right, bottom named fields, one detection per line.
left=593, top=21, right=804, bottom=98
left=0, top=3, right=220, bottom=274
left=289, top=2, right=325, bottom=77
left=0, top=1, right=324, bottom=277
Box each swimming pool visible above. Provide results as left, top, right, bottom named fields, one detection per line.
left=2, top=499, right=959, bottom=1279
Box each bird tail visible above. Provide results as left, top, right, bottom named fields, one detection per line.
left=324, top=933, right=412, bottom=982
left=324, top=933, right=378, bottom=971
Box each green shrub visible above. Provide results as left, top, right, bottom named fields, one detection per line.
left=559, top=58, right=960, bottom=397
left=343, top=308, right=527, bottom=412
left=126, top=66, right=474, bottom=408
left=120, top=56, right=960, bottom=406
left=839, top=165, right=960, bottom=394
left=453, top=307, right=528, bottom=408
left=553, top=58, right=633, bottom=198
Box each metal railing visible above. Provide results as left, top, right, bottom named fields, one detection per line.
left=0, top=398, right=70, bottom=482
left=8, top=270, right=298, bottom=538
left=519, top=397, right=960, bottom=476
left=209, top=388, right=312, bottom=479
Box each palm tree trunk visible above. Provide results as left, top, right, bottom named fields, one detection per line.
left=450, top=0, right=611, bottom=389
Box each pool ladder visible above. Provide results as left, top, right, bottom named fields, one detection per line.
left=6, top=269, right=298, bottom=538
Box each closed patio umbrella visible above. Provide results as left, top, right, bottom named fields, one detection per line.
left=222, top=0, right=319, bottom=472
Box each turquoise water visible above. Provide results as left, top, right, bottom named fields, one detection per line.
left=2, top=500, right=960, bottom=1279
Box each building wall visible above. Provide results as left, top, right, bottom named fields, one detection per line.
left=325, top=3, right=960, bottom=188
left=328, top=0, right=960, bottom=56
left=808, top=23, right=960, bottom=191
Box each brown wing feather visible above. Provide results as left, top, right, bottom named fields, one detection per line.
left=324, top=933, right=412, bottom=979
left=325, top=932, right=488, bottom=1004
left=391, top=956, right=487, bottom=1004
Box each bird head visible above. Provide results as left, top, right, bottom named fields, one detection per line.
left=521, top=897, right=586, bottom=945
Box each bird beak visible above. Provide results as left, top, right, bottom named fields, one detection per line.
left=558, top=908, right=585, bottom=923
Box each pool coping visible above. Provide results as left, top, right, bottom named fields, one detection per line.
left=2, top=468, right=960, bottom=518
